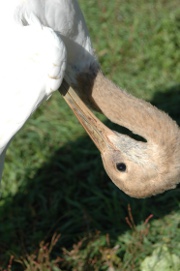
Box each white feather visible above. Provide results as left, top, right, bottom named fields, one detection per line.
left=0, top=0, right=96, bottom=181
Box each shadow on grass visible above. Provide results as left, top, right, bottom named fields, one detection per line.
left=0, top=84, right=179, bottom=268
left=152, top=84, right=180, bottom=125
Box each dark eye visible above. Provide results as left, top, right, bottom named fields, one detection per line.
left=116, top=163, right=126, bottom=172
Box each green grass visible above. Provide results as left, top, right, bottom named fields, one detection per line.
left=0, top=0, right=180, bottom=270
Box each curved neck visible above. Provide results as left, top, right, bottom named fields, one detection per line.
left=75, top=71, right=180, bottom=147
left=73, top=71, right=180, bottom=182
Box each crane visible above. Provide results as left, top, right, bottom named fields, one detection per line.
left=0, top=0, right=179, bottom=198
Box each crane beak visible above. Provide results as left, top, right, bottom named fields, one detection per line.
left=59, top=86, right=115, bottom=153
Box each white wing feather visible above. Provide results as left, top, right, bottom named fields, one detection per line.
left=0, top=13, right=67, bottom=180
left=13, top=0, right=96, bottom=84
left=0, top=0, right=95, bottom=180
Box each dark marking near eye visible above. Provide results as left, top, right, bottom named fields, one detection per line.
left=116, top=163, right=126, bottom=172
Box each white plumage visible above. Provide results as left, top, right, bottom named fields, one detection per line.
left=0, top=0, right=95, bottom=180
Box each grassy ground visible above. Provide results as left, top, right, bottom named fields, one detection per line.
left=0, top=0, right=180, bottom=270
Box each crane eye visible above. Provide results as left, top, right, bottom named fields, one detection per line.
left=116, top=163, right=126, bottom=172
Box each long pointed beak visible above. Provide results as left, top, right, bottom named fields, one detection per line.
left=59, top=86, right=115, bottom=153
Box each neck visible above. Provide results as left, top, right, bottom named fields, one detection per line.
left=76, top=71, right=179, bottom=145
left=102, top=73, right=179, bottom=144
left=74, top=70, right=180, bottom=185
